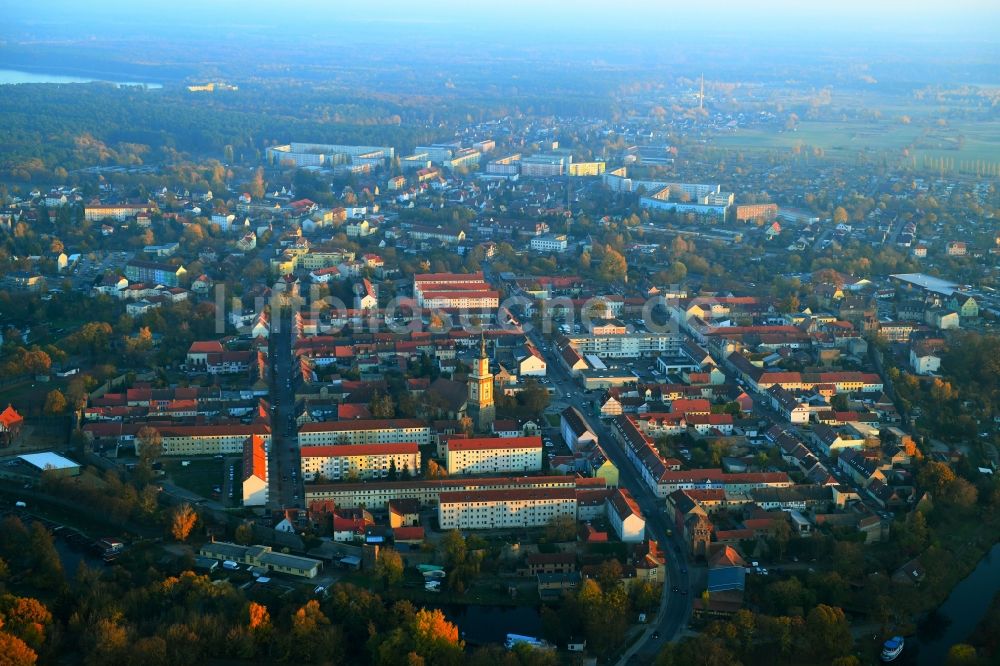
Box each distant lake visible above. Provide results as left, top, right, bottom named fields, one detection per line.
left=0, top=68, right=162, bottom=88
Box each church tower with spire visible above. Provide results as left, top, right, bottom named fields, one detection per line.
left=467, top=334, right=495, bottom=432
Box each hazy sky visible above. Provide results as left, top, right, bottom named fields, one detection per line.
left=4, top=0, right=1000, bottom=39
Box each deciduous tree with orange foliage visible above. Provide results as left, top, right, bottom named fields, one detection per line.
left=170, top=503, right=198, bottom=542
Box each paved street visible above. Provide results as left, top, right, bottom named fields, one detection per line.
left=268, top=309, right=301, bottom=508
left=527, top=329, right=694, bottom=659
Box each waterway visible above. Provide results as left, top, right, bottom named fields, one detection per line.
left=913, top=541, right=1000, bottom=664
left=439, top=604, right=544, bottom=646
left=0, top=68, right=161, bottom=88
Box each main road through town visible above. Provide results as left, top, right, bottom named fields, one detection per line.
left=268, top=308, right=302, bottom=508
left=526, top=328, right=693, bottom=661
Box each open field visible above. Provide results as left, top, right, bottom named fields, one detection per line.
left=711, top=119, right=1000, bottom=164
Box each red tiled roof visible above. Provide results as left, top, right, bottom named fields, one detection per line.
left=448, top=436, right=542, bottom=452
left=337, top=404, right=372, bottom=420
left=157, top=424, right=271, bottom=437
left=0, top=405, right=24, bottom=428
left=439, top=488, right=576, bottom=504
left=188, top=341, right=224, bottom=354
left=299, top=419, right=428, bottom=433
left=243, top=434, right=267, bottom=482
left=608, top=488, right=642, bottom=520
left=393, top=526, right=425, bottom=541
left=300, top=443, right=420, bottom=458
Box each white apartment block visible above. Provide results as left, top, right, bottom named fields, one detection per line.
left=446, top=437, right=543, bottom=475
left=565, top=333, right=683, bottom=359
left=267, top=143, right=394, bottom=168
left=414, top=144, right=459, bottom=164
left=300, top=443, right=421, bottom=481
left=437, top=488, right=577, bottom=530
left=530, top=234, right=569, bottom=253
left=520, top=154, right=568, bottom=177
left=298, top=419, right=431, bottom=447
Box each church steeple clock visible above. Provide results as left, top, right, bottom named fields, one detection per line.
left=467, top=334, right=495, bottom=432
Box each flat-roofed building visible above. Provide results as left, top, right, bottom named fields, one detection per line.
left=445, top=436, right=543, bottom=475
left=266, top=142, right=394, bottom=168
left=568, top=162, right=606, bottom=177
left=438, top=488, right=577, bottom=530
left=563, top=332, right=683, bottom=359
left=300, top=442, right=421, bottom=481
left=530, top=234, right=569, bottom=253
left=18, top=451, right=80, bottom=478
left=520, top=154, right=569, bottom=177
left=734, top=203, right=778, bottom=223
left=486, top=154, right=521, bottom=176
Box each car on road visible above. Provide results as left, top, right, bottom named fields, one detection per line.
left=671, top=586, right=679, bottom=593
left=680, top=567, right=687, bottom=574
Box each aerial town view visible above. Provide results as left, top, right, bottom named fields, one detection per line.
left=0, top=1, right=998, bottom=664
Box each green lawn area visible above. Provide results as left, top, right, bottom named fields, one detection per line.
left=545, top=413, right=561, bottom=427
left=164, top=459, right=225, bottom=499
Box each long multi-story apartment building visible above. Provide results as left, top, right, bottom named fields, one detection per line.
left=412, top=272, right=492, bottom=305
left=414, top=144, right=460, bottom=164
left=139, top=425, right=271, bottom=456
left=419, top=290, right=499, bottom=310
left=300, top=443, right=421, bottom=481
left=520, top=154, right=569, bottom=177
left=656, top=469, right=792, bottom=496
left=437, top=488, right=577, bottom=530
left=125, top=260, right=187, bottom=287
left=266, top=143, right=394, bottom=168
left=568, top=161, right=606, bottom=177
left=298, top=419, right=431, bottom=447
left=562, top=332, right=684, bottom=359
left=304, top=474, right=601, bottom=509
left=446, top=148, right=481, bottom=170
left=486, top=154, right=521, bottom=176
left=84, top=204, right=155, bottom=222
left=734, top=203, right=779, bottom=223
left=445, top=436, right=543, bottom=475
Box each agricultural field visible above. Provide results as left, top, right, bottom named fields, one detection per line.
left=711, top=118, right=1000, bottom=167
